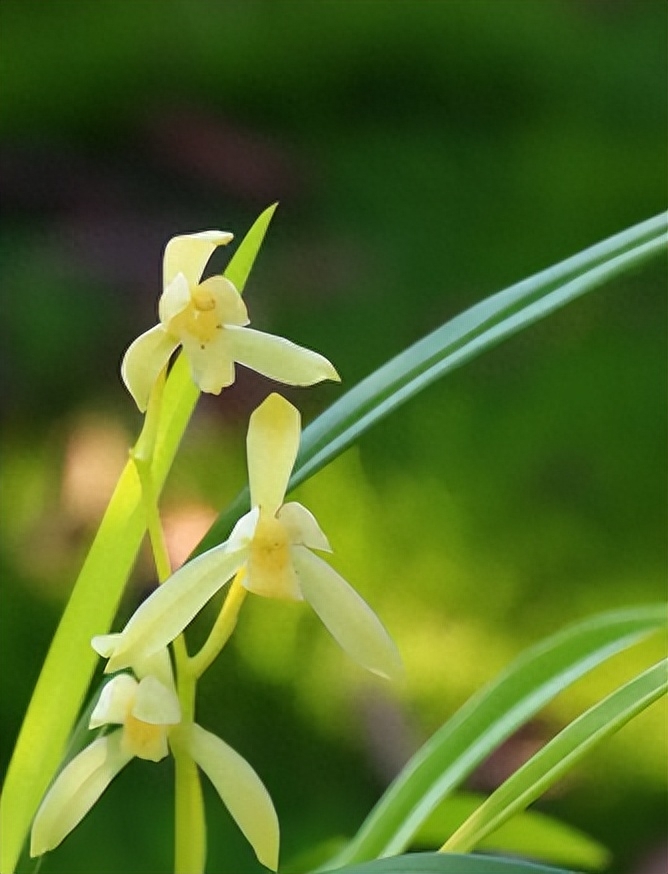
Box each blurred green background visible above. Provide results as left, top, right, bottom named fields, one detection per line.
left=1, top=2, right=666, bottom=873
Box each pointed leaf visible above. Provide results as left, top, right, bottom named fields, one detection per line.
left=223, top=203, right=277, bottom=293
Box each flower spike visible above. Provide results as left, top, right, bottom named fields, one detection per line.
left=100, top=394, right=402, bottom=680
left=122, top=230, right=339, bottom=411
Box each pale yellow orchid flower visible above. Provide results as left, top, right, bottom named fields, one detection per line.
left=122, top=231, right=339, bottom=411
left=97, top=394, right=402, bottom=680
left=30, top=646, right=279, bottom=871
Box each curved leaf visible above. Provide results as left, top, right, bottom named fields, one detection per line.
left=414, top=793, right=609, bottom=871
left=441, top=660, right=667, bottom=853
left=322, top=606, right=665, bottom=868
left=199, top=212, right=667, bottom=553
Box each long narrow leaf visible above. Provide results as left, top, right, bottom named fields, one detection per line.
left=199, top=213, right=667, bottom=552
left=321, top=606, right=665, bottom=868
left=0, top=204, right=277, bottom=874
left=322, top=852, right=576, bottom=874
left=442, top=660, right=667, bottom=853
left=415, top=793, right=609, bottom=871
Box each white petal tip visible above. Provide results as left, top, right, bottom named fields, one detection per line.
left=192, top=230, right=234, bottom=244
left=91, top=634, right=118, bottom=658
left=295, top=357, right=340, bottom=386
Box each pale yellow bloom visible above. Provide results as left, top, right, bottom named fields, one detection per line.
left=30, top=647, right=279, bottom=870
left=97, top=394, right=402, bottom=680
left=122, top=230, right=339, bottom=411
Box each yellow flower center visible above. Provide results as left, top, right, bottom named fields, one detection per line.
left=192, top=288, right=217, bottom=312
left=247, top=512, right=301, bottom=599
left=123, top=713, right=168, bottom=762
left=170, top=285, right=222, bottom=345
left=251, top=513, right=290, bottom=575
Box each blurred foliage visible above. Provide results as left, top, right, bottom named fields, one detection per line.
left=1, top=2, right=665, bottom=873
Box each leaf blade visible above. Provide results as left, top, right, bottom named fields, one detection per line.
left=414, top=793, right=609, bottom=871
left=200, top=213, right=667, bottom=553
left=323, top=606, right=665, bottom=867
left=442, top=660, right=667, bottom=853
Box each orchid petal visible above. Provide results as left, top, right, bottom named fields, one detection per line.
left=93, top=635, right=175, bottom=687
left=226, top=325, right=340, bottom=387
left=132, top=676, right=181, bottom=725
left=291, top=546, right=403, bottom=680
left=91, top=633, right=121, bottom=659
left=199, top=275, right=249, bottom=327
left=163, top=230, right=233, bottom=288
left=104, top=543, right=248, bottom=672
left=89, top=674, right=137, bottom=728
left=30, top=733, right=132, bottom=857
left=278, top=502, right=332, bottom=552
left=245, top=513, right=303, bottom=601
left=159, top=272, right=192, bottom=326
left=186, top=723, right=279, bottom=871
left=180, top=329, right=236, bottom=394
left=121, top=324, right=179, bottom=412
left=122, top=725, right=169, bottom=763
left=131, top=646, right=175, bottom=689
left=228, top=506, right=260, bottom=550
left=247, top=393, right=301, bottom=515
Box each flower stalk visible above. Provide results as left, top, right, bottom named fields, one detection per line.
left=131, top=374, right=210, bottom=874
left=189, top=571, right=248, bottom=679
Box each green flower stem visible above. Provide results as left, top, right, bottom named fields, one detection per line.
left=189, top=571, right=248, bottom=679
left=172, top=728, right=207, bottom=874
left=133, top=374, right=206, bottom=874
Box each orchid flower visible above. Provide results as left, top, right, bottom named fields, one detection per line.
left=96, top=393, right=402, bottom=680
left=122, top=231, right=339, bottom=411
left=30, top=646, right=279, bottom=870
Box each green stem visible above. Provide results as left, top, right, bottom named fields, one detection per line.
left=173, top=755, right=206, bottom=874
left=132, top=372, right=206, bottom=874
left=172, top=667, right=205, bottom=874
left=189, top=571, right=248, bottom=679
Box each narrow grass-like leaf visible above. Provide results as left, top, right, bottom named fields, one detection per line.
left=224, top=202, right=277, bottom=291
left=199, top=213, right=667, bottom=551
left=321, top=606, right=665, bottom=868
left=322, top=852, right=576, bottom=874
left=414, top=793, right=609, bottom=871
left=442, top=660, right=667, bottom=853
left=0, top=204, right=277, bottom=874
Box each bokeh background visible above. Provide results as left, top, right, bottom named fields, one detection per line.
left=1, top=2, right=666, bottom=873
